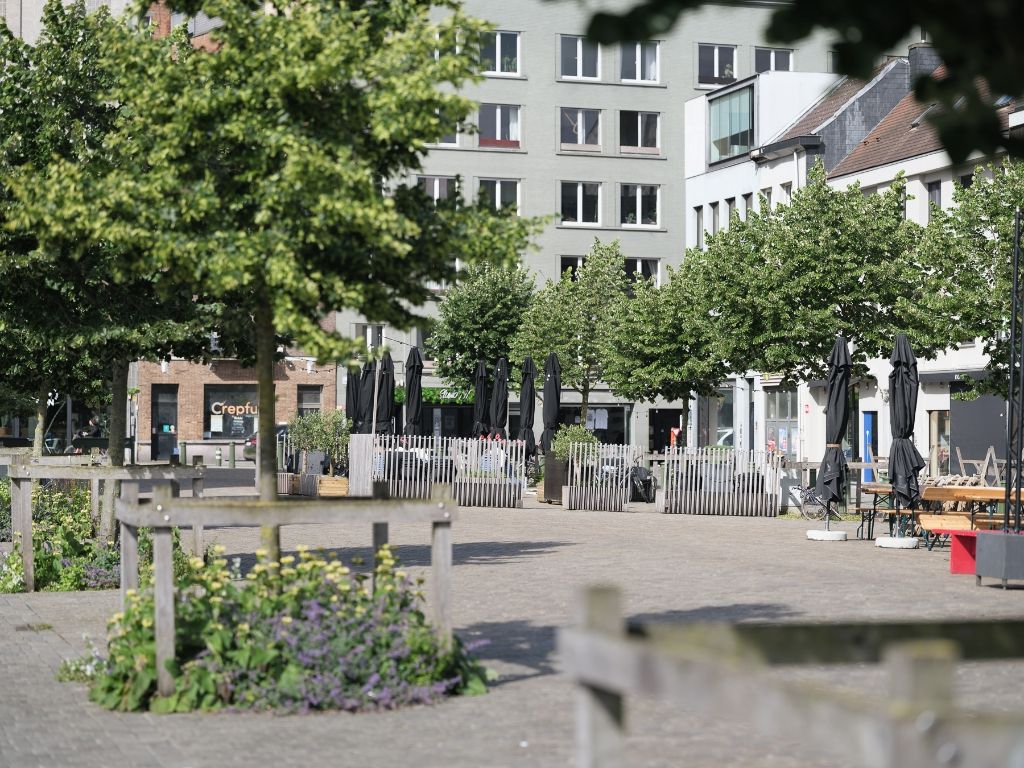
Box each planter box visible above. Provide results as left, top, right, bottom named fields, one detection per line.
left=317, top=475, right=349, bottom=498
left=976, top=531, right=1024, bottom=587
left=543, top=453, right=567, bottom=504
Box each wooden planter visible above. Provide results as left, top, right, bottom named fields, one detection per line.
left=317, top=475, right=349, bottom=497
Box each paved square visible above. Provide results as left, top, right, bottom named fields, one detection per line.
left=3, top=503, right=1024, bottom=768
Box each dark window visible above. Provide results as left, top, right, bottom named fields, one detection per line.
left=741, top=192, right=753, bottom=218
left=205, top=384, right=258, bottom=439
left=297, top=386, right=322, bottom=416
left=561, top=108, right=600, bottom=146
left=355, top=323, right=384, bottom=349
left=479, top=104, right=520, bottom=147
left=695, top=206, right=704, bottom=248
left=698, top=43, right=736, bottom=86
left=621, top=41, right=658, bottom=81
left=927, top=180, right=941, bottom=221
left=710, top=201, right=719, bottom=234
left=619, top=110, right=658, bottom=150
left=755, top=48, right=791, bottom=73
left=560, top=35, right=598, bottom=78
left=625, top=258, right=660, bottom=284
left=480, top=179, right=518, bottom=211
left=481, top=31, right=519, bottom=75
left=560, top=256, right=585, bottom=280
left=959, top=173, right=974, bottom=188
left=561, top=181, right=600, bottom=224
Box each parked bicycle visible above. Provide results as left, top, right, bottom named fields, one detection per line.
left=795, top=484, right=842, bottom=522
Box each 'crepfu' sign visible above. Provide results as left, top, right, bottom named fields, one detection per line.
left=210, top=401, right=259, bottom=416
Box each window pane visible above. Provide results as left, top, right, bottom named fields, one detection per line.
left=480, top=179, right=496, bottom=206
left=560, top=256, right=579, bottom=279
left=620, top=43, right=637, bottom=80
left=561, top=36, right=577, bottom=77
left=640, top=259, right=657, bottom=281
left=438, top=178, right=454, bottom=199
left=582, top=183, right=599, bottom=222
left=620, top=184, right=636, bottom=224
left=582, top=38, right=598, bottom=77
left=620, top=111, right=639, bottom=145
left=298, top=386, right=321, bottom=413
left=561, top=182, right=578, bottom=222
left=641, top=42, right=657, bottom=80
left=500, top=181, right=518, bottom=210
left=479, top=105, right=496, bottom=139
left=720, top=46, right=734, bottom=79
left=775, top=50, right=790, bottom=71
left=640, top=113, right=658, bottom=147
left=440, top=127, right=456, bottom=144
left=498, top=32, right=518, bottom=73
left=698, top=44, right=714, bottom=81
left=624, top=258, right=639, bottom=280
left=418, top=176, right=432, bottom=196
left=755, top=48, right=771, bottom=73
left=708, top=87, right=753, bottom=162
left=481, top=32, right=496, bottom=72
left=500, top=106, right=519, bottom=140
left=583, top=110, right=600, bottom=144
left=641, top=185, right=658, bottom=225
left=560, top=108, right=578, bottom=143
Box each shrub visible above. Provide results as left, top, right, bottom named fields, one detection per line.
left=90, top=544, right=487, bottom=713
left=0, top=477, right=10, bottom=541
left=551, top=424, right=599, bottom=460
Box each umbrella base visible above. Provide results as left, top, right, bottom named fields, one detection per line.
left=806, top=529, right=847, bottom=542
left=875, top=536, right=919, bottom=549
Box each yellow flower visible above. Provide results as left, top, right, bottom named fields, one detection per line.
left=255, top=548, right=268, bottom=558
left=281, top=615, right=293, bottom=625
left=141, top=617, right=153, bottom=628
left=189, top=557, right=204, bottom=569
left=395, top=570, right=407, bottom=580
left=210, top=596, right=223, bottom=605
left=209, top=581, right=223, bottom=590
left=238, top=623, right=250, bottom=633
left=329, top=595, right=338, bottom=604
left=125, top=589, right=137, bottom=597
left=296, top=545, right=309, bottom=553
left=212, top=545, right=227, bottom=555
left=280, top=555, right=296, bottom=565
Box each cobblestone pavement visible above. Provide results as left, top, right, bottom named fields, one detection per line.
left=4, top=498, right=1024, bottom=768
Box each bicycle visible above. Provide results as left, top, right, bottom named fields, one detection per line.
left=795, top=484, right=843, bottom=522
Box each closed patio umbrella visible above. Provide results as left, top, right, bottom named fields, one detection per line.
left=356, top=361, right=375, bottom=434
left=815, top=336, right=851, bottom=533
left=540, top=352, right=562, bottom=454
left=345, top=366, right=360, bottom=430
left=404, top=347, right=424, bottom=436
left=519, top=356, right=537, bottom=458
left=889, top=334, right=926, bottom=526
left=489, top=357, right=509, bottom=439
left=375, top=352, right=395, bottom=434
left=472, top=359, right=489, bottom=436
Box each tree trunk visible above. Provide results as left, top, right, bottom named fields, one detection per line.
left=255, top=301, right=279, bottom=561
left=580, top=380, right=590, bottom=428
left=108, top=358, right=128, bottom=467
left=680, top=392, right=691, bottom=448
left=32, top=381, right=47, bottom=457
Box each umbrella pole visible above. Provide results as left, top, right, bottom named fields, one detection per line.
left=371, top=355, right=380, bottom=436
left=825, top=501, right=830, bottom=532
left=1007, top=208, right=1022, bottom=533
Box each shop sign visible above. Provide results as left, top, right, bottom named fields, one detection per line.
left=210, top=400, right=259, bottom=416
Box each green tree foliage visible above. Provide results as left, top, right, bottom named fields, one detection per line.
left=690, top=162, right=944, bottom=383
left=287, top=409, right=351, bottom=476
left=511, top=240, right=628, bottom=420
left=584, top=0, right=1023, bottom=163
left=428, top=263, right=535, bottom=389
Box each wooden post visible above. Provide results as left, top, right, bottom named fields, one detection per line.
left=191, top=474, right=205, bottom=559
left=430, top=486, right=453, bottom=651
left=883, top=639, right=957, bottom=768
left=120, top=482, right=140, bottom=609
left=12, top=475, right=34, bottom=592
left=90, top=477, right=101, bottom=529
left=576, top=586, right=625, bottom=768
left=151, top=485, right=176, bottom=698
left=371, top=481, right=389, bottom=593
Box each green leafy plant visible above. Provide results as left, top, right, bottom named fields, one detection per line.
left=552, top=424, right=599, bottom=460
left=58, top=639, right=104, bottom=683
left=287, top=410, right=351, bottom=476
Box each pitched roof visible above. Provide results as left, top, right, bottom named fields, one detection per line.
left=830, top=66, right=1015, bottom=178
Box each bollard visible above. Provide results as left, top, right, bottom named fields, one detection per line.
left=215, top=447, right=223, bottom=467
left=179, top=441, right=188, bottom=466
left=229, top=441, right=236, bottom=469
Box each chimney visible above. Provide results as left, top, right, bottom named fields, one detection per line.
left=908, top=43, right=942, bottom=83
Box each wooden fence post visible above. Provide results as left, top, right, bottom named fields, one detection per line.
left=120, top=482, right=140, bottom=608
left=151, top=485, right=176, bottom=697
left=576, top=586, right=625, bottom=768
left=191, top=473, right=205, bottom=559
left=11, top=473, right=34, bottom=592
left=883, top=640, right=958, bottom=768
left=372, top=481, right=389, bottom=593
left=430, top=487, right=453, bottom=650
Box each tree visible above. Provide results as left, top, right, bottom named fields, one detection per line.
left=428, top=263, right=535, bottom=389
left=584, top=0, right=1024, bottom=164
left=691, top=162, right=946, bottom=383
left=27, top=0, right=540, bottom=557
left=511, top=240, right=628, bottom=421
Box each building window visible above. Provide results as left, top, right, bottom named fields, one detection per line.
left=929, top=410, right=950, bottom=475
left=620, top=184, right=659, bottom=227
left=827, top=50, right=839, bottom=73
left=560, top=107, right=601, bottom=149
left=415, top=326, right=434, bottom=358
left=698, top=43, right=736, bottom=86
left=760, top=187, right=772, bottom=210
left=418, top=176, right=456, bottom=203
left=560, top=255, right=586, bottom=280
left=560, top=35, right=599, bottom=79
left=625, top=257, right=660, bottom=285
left=725, top=197, right=736, bottom=222
left=481, top=31, right=519, bottom=76
left=709, top=86, right=753, bottom=162
left=780, top=182, right=792, bottom=204
left=710, top=201, right=719, bottom=234
left=927, top=180, right=941, bottom=220
left=297, top=386, right=322, bottom=417
left=204, top=384, right=258, bottom=440
left=620, top=41, right=659, bottom=82
left=765, top=387, right=798, bottom=458
left=355, top=323, right=384, bottom=349
left=479, top=104, right=520, bottom=148
left=959, top=172, right=974, bottom=188
left=755, top=47, right=791, bottom=73
left=695, top=206, right=704, bottom=248
left=479, top=178, right=519, bottom=212
left=619, top=110, right=659, bottom=152
left=561, top=181, right=601, bottom=225
left=741, top=192, right=753, bottom=219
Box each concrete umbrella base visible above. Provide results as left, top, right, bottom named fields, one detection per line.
left=875, top=536, right=919, bottom=549
left=807, top=529, right=848, bottom=541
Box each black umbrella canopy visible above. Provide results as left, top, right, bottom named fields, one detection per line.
left=404, top=347, right=424, bottom=436
left=888, top=334, right=926, bottom=507
left=356, top=361, right=375, bottom=434
left=472, top=359, right=489, bottom=437
left=489, top=358, right=509, bottom=439
left=376, top=352, right=396, bottom=434
left=345, top=367, right=360, bottom=431
left=519, top=356, right=537, bottom=457
left=540, top=352, right=562, bottom=454
left=815, top=336, right=851, bottom=507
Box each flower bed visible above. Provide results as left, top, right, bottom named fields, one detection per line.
left=89, top=544, right=487, bottom=713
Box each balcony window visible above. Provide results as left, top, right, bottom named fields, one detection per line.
left=560, top=107, right=600, bottom=149
left=561, top=181, right=601, bottom=225
left=708, top=86, right=753, bottom=162
left=698, top=43, right=736, bottom=86
left=620, top=184, right=659, bottom=227
left=625, top=257, right=660, bottom=285
left=481, top=31, right=519, bottom=76
left=560, top=35, right=599, bottom=79
left=418, top=176, right=456, bottom=203
left=479, top=179, right=519, bottom=212
left=619, top=111, right=659, bottom=153
left=754, top=47, right=791, bottom=73
left=620, top=41, right=658, bottom=82
left=479, top=104, right=520, bottom=148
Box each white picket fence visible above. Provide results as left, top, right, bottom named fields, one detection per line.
left=349, top=433, right=526, bottom=508
left=566, top=443, right=642, bottom=513
left=662, top=447, right=784, bottom=516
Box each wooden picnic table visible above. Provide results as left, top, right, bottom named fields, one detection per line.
left=860, top=482, right=1013, bottom=543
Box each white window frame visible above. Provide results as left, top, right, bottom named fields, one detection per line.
left=418, top=175, right=457, bottom=203
left=479, top=178, right=520, bottom=213
left=560, top=35, right=600, bottom=80
left=620, top=183, right=660, bottom=228
left=478, top=104, right=521, bottom=148
left=626, top=257, right=661, bottom=286
left=481, top=30, right=520, bottom=76
left=560, top=181, right=602, bottom=227
left=620, top=41, right=659, bottom=83
left=619, top=110, right=660, bottom=154
left=560, top=107, right=601, bottom=150
left=754, top=47, right=792, bottom=73
left=698, top=43, right=737, bottom=86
